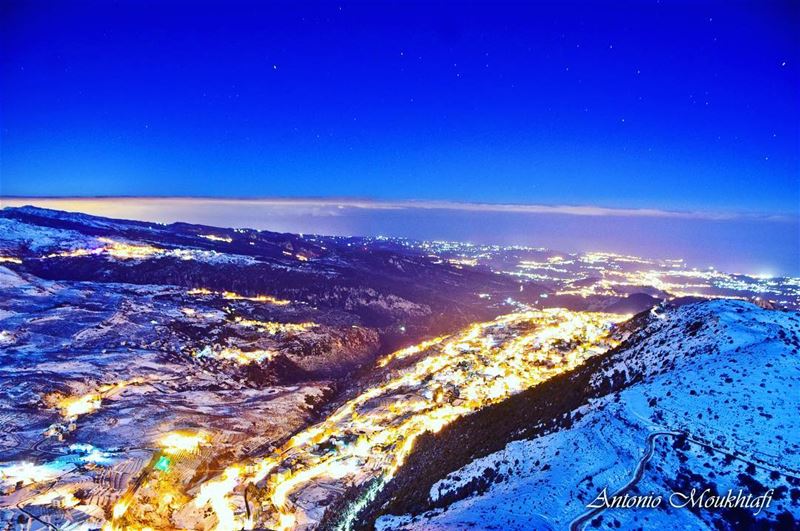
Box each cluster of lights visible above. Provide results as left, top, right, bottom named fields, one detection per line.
left=192, top=345, right=277, bottom=364
left=447, top=258, right=478, bottom=267
left=233, top=317, right=317, bottom=335
left=0, top=461, right=69, bottom=488
left=114, top=308, right=623, bottom=531
left=282, top=250, right=312, bottom=262
left=200, top=234, right=234, bottom=243
left=47, top=379, right=144, bottom=422
left=0, top=444, right=115, bottom=499
left=579, top=251, right=657, bottom=265
left=23, top=485, right=82, bottom=509
left=517, top=260, right=571, bottom=274
left=56, top=393, right=102, bottom=420
left=552, top=268, right=756, bottom=300
left=159, top=431, right=210, bottom=455
left=494, top=250, right=795, bottom=305
left=188, top=288, right=291, bottom=306
left=406, top=244, right=794, bottom=305
left=105, top=433, right=212, bottom=528
left=45, top=237, right=250, bottom=263
left=47, top=238, right=164, bottom=260
left=376, top=335, right=449, bottom=367
left=180, top=307, right=222, bottom=319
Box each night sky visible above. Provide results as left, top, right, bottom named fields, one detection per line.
left=2, top=0, right=797, bottom=216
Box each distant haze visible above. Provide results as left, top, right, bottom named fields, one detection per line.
left=2, top=197, right=797, bottom=277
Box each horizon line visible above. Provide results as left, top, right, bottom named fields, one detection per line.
left=0, top=195, right=796, bottom=222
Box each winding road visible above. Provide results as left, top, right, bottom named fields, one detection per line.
left=569, top=431, right=680, bottom=531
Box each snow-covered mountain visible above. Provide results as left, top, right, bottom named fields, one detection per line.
left=366, top=300, right=800, bottom=530
left=2, top=206, right=798, bottom=530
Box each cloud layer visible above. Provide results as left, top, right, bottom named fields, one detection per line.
left=1, top=196, right=792, bottom=222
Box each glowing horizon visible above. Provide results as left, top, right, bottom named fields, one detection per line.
left=1, top=197, right=796, bottom=277
left=1, top=196, right=795, bottom=222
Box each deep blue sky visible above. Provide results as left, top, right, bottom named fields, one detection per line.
left=1, top=1, right=798, bottom=214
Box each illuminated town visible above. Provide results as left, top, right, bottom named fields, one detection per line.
left=391, top=241, right=800, bottom=310
left=103, top=309, right=622, bottom=531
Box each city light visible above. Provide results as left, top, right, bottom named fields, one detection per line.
left=112, top=308, right=624, bottom=530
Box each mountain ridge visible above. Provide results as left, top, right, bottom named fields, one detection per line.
left=346, top=300, right=800, bottom=530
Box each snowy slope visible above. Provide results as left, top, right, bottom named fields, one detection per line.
left=375, top=301, right=800, bottom=530
left=0, top=217, right=100, bottom=253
